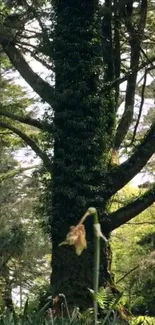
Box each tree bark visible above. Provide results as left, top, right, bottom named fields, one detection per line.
left=50, top=0, right=115, bottom=308
left=52, top=238, right=112, bottom=310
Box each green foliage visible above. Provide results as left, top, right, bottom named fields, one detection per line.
left=111, top=186, right=155, bottom=316
left=0, top=56, right=51, bottom=311
left=0, top=51, right=43, bottom=150
left=94, top=286, right=130, bottom=324
left=0, top=297, right=154, bottom=325
left=0, top=139, right=51, bottom=311
left=96, top=286, right=120, bottom=312
left=131, top=316, right=155, bottom=325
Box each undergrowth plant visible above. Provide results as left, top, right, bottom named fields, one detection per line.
left=0, top=297, right=155, bottom=325
left=1, top=208, right=154, bottom=325
left=0, top=308, right=155, bottom=325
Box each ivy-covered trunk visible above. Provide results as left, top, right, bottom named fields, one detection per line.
left=51, top=0, right=115, bottom=308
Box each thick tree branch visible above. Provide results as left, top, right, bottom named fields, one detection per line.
left=0, top=121, right=52, bottom=173
left=0, top=41, right=54, bottom=106
left=0, top=109, right=52, bottom=132
left=106, top=123, right=155, bottom=198
left=114, top=0, right=147, bottom=149
left=107, top=185, right=155, bottom=232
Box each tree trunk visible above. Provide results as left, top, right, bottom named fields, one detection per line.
left=52, top=230, right=113, bottom=310
left=51, top=0, right=115, bottom=309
